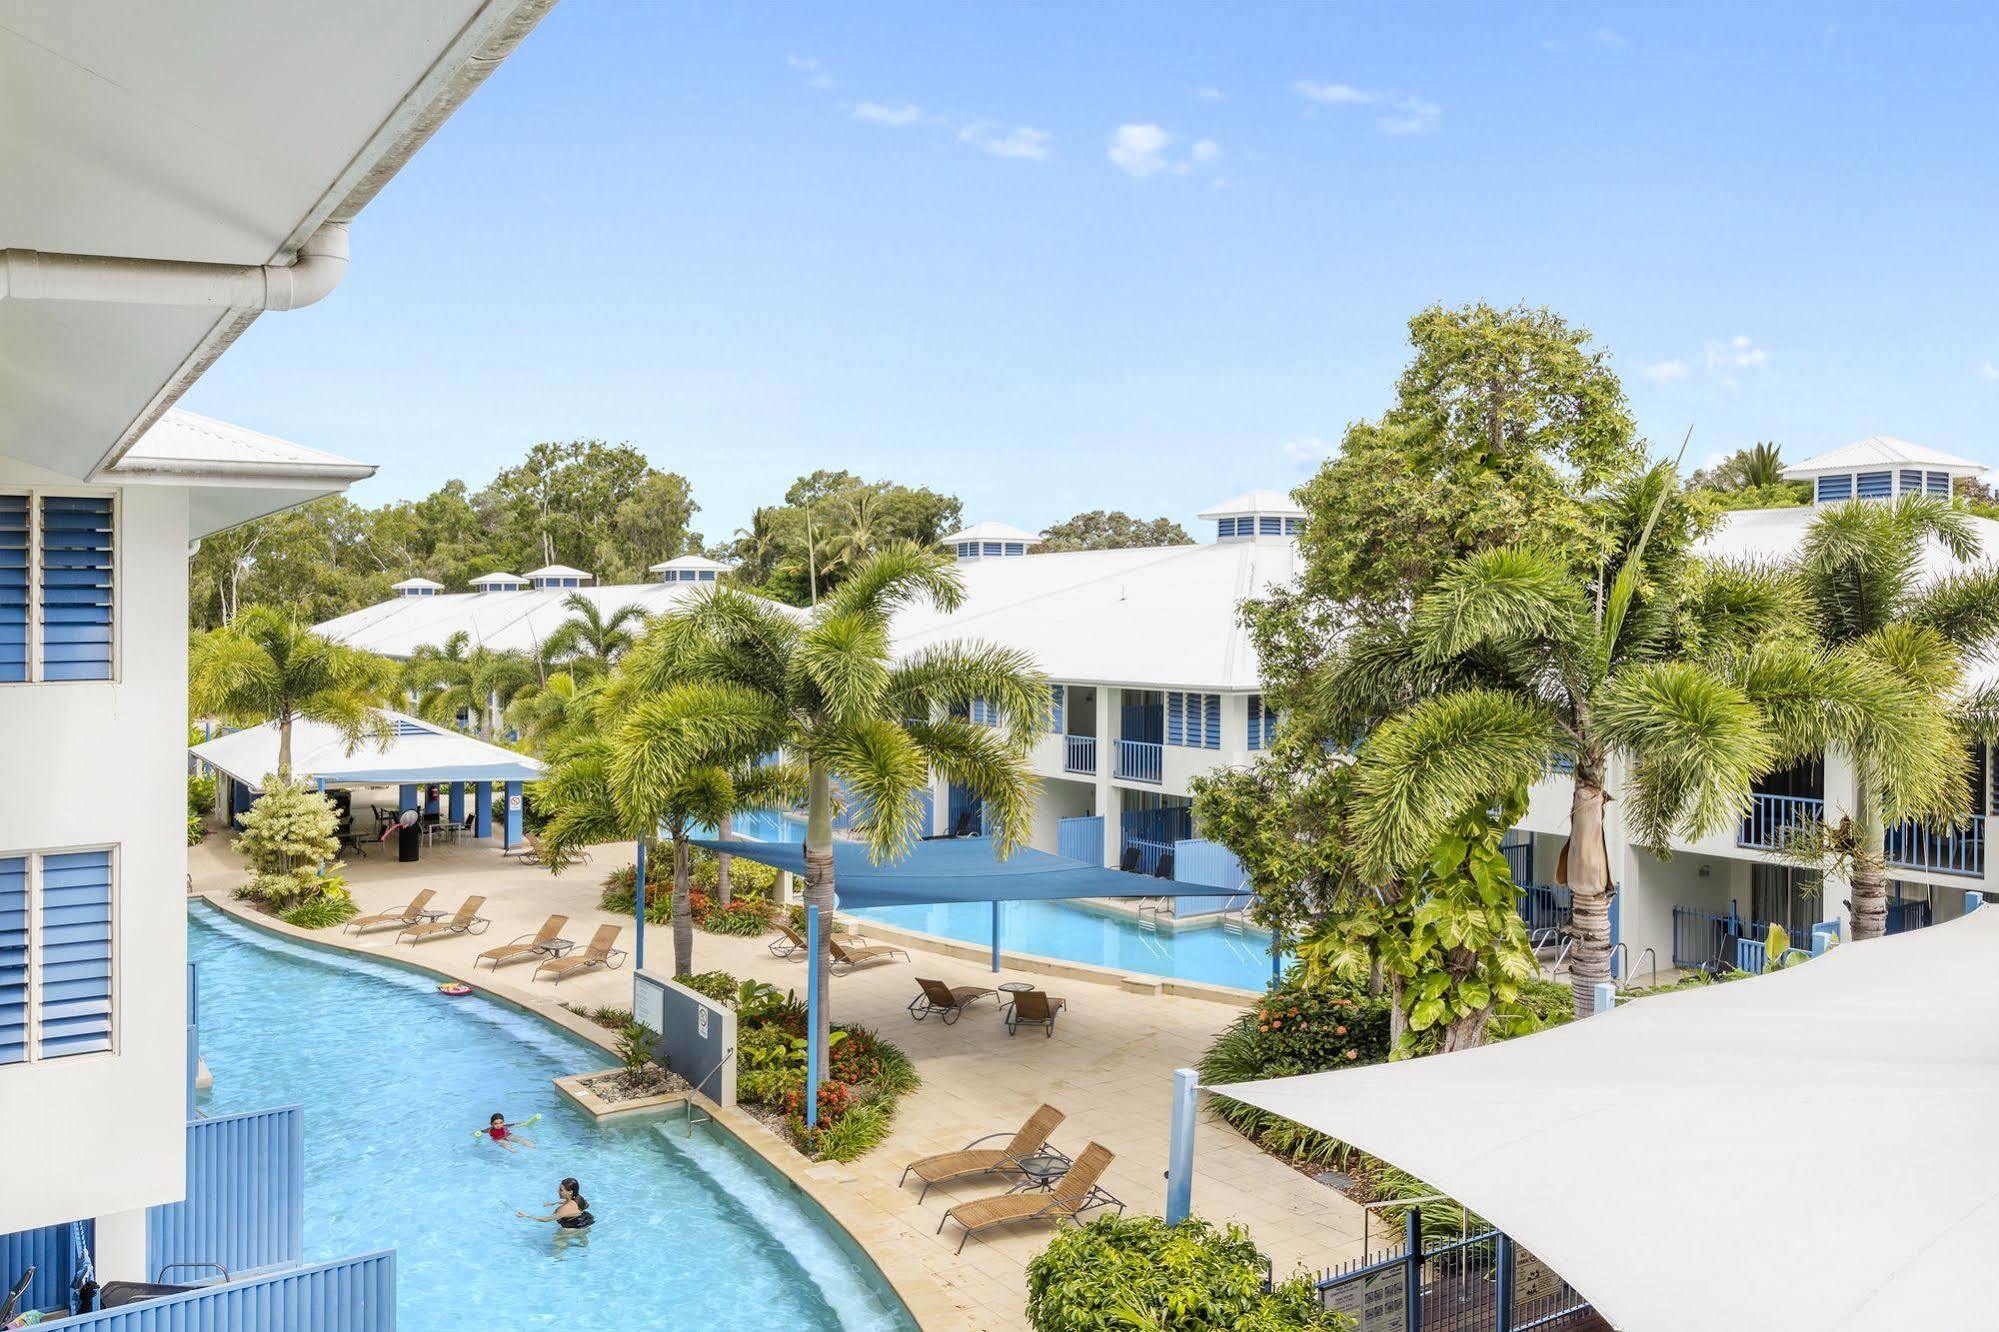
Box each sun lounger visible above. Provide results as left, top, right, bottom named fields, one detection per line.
left=769, top=920, right=871, bottom=958
left=907, top=977, right=995, bottom=1024
left=939, top=1142, right=1121, bottom=1253
left=533, top=924, right=627, bottom=983
left=829, top=936, right=908, bottom=973
left=509, top=831, right=590, bottom=867
left=396, top=896, right=491, bottom=944
left=1004, top=989, right=1066, bottom=1038
left=900, top=1104, right=1066, bottom=1201
left=476, top=914, right=569, bottom=970
left=344, top=889, right=437, bottom=935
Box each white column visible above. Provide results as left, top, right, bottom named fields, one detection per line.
left=93, top=1207, right=148, bottom=1282
left=1096, top=686, right=1119, bottom=867
left=931, top=768, right=949, bottom=837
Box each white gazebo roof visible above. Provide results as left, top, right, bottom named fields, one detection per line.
left=390, top=577, right=444, bottom=591
left=940, top=521, right=1044, bottom=546
left=190, top=710, right=545, bottom=788
left=1216, top=910, right=1999, bottom=1331
left=1781, top=436, right=1987, bottom=478
left=469, top=570, right=528, bottom=587
left=1197, top=489, right=1306, bottom=520
left=526, top=564, right=593, bottom=581
left=648, top=554, right=735, bottom=573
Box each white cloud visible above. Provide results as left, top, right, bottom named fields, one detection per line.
left=786, top=55, right=820, bottom=71
left=1642, top=336, right=1769, bottom=391
left=1704, top=334, right=1768, bottom=372
left=1107, top=124, right=1221, bottom=178
left=1592, top=26, right=1628, bottom=48
left=1282, top=437, right=1337, bottom=465
left=1196, top=86, right=1226, bottom=102
left=1982, top=361, right=1999, bottom=383
left=1377, top=95, right=1442, bottom=136
left=852, top=101, right=923, bottom=127
left=1641, top=360, right=1690, bottom=385
left=786, top=55, right=832, bottom=89
left=1293, top=79, right=1375, bottom=105
left=960, top=122, right=1051, bottom=161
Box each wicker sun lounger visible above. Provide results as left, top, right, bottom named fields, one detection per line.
left=939, top=1142, right=1121, bottom=1253
left=900, top=1104, right=1066, bottom=1201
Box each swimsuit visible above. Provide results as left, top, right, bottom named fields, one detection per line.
left=488, top=1126, right=508, bottom=1140
left=558, top=1210, right=594, bottom=1229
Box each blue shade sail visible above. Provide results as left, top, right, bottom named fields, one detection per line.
left=41, top=496, right=113, bottom=681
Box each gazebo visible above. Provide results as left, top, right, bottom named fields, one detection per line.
left=189, top=711, right=546, bottom=854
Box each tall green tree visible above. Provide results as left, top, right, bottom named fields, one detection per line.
left=403, top=632, right=537, bottom=740
left=189, top=608, right=396, bottom=779
left=1038, top=510, right=1192, bottom=552
left=611, top=545, right=1047, bottom=1076
left=478, top=439, right=656, bottom=569
left=542, top=593, right=646, bottom=678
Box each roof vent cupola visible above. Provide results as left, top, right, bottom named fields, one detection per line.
left=1783, top=437, right=1985, bottom=505
left=469, top=571, right=529, bottom=594
left=1197, top=490, right=1306, bottom=543
left=939, top=521, right=1043, bottom=562
left=526, top=564, right=593, bottom=591
left=390, top=577, right=444, bottom=598
left=650, top=554, right=735, bottom=584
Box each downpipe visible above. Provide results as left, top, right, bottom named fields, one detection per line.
left=0, top=222, right=349, bottom=312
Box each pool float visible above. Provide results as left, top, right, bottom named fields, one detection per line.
left=437, top=982, right=473, bottom=997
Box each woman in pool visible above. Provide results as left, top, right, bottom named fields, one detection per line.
left=482, top=1112, right=537, bottom=1151
left=517, top=1178, right=593, bottom=1254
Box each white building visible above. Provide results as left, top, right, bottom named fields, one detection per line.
left=0, top=0, right=550, bottom=1312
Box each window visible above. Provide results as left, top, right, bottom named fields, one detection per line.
left=1049, top=683, right=1064, bottom=733
left=0, top=848, right=114, bottom=1065
left=1929, top=471, right=1951, bottom=496
left=1248, top=694, right=1278, bottom=750
left=0, top=491, right=115, bottom=683
left=698, top=570, right=716, bottom=581
left=1900, top=469, right=1923, bottom=494
left=1166, top=692, right=1222, bottom=749
left=968, top=698, right=998, bottom=726
left=1855, top=471, right=1891, bottom=500
left=1003, top=542, right=1024, bottom=556
left=1816, top=475, right=1852, bottom=502
left=1216, top=518, right=1237, bottom=539
left=982, top=542, right=1002, bottom=557
left=1259, top=515, right=1281, bottom=536
left=1283, top=517, right=1301, bottom=535
left=956, top=542, right=975, bottom=558
left=0, top=496, right=25, bottom=683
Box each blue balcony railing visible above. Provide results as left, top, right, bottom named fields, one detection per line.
left=1738, top=793, right=1824, bottom=851
left=149, top=1107, right=304, bottom=1280
left=1064, top=734, right=1097, bottom=775
left=1885, top=816, right=1984, bottom=877
left=1115, top=739, right=1163, bottom=783
left=59, top=1251, right=396, bottom=1331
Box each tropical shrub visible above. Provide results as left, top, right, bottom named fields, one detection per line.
left=738, top=1067, right=803, bottom=1107
left=784, top=1078, right=856, bottom=1125
left=232, top=777, right=345, bottom=913
left=279, top=887, right=358, bottom=929
left=688, top=850, right=780, bottom=896
left=674, top=970, right=739, bottom=1006
left=1026, top=1214, right=1349, bottom=1332
left=791, top=1094, right=894, bottom=1162
left=187, top=773, right=215, bottom=845
left=616, top=1022, right=658, bottom=1075
left=692, top=889, right=771, bottom=937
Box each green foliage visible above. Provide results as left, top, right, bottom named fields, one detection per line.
left=404, top=632, right=536, bottom=739
left=188, top=773, right=216, bottom=844
left=1351, top=1161, right=1486, bottom=1250
left=232, top=778, right=346, bottom=911
left=738, top=1067, right=804, bottom=1107
left=789, top=1094, right=894, bottom=1162
left=279, top=888, right=358, bottom=929
left=189, top=609, right=396, bottom=779
left=673, top=970, right=739, bottom=1005
left=616, top=1022, right=657, bottom=1075
left=1026, top=1214, right=1348, bottom=1332
left=1037, top=510, right=1193, bottom=552
left=729, top=470, right=963, bottom=603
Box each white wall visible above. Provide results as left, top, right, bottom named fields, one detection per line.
left=1617, top=845, right=1744, bottom=978
left=0, top=469, right=187, bottom=1239
left=1028, top=776, right=1097, bottom=853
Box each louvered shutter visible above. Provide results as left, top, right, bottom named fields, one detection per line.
left=38, top=850, right=112, bottom=1057
left=1205, top=694, right=1221, bottom=749
left=0, top=496, right=25, bottom=682
left=0, top=857, right=25, bottom=1065
left=1167, top=692, right=1184, bottom=745
left=41, top=496, right=113, bottom=681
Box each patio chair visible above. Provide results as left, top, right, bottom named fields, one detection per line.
left=396, top=896, right=491, bottom=944
left=1151, top=850, right=1175, bottom=880
left=1118, top=846, right=1141, bottom=873
left=900, top=1103, right=1066, bottom=1201
left=769, top=920, right=871, bottom=958
left=1004, top=989, right=1066, bottom=1038
left=533, top=924, right=627, bottom=983
left=907, top=977, right=995, bottom=1024
left=344, top=888, right=437, bottom=935
left=939, top=1142, right=1122, bottom=1253
left=829, top=936, right=908, bottom=973
left=512, top=830, right=591, bottom=867
left=476, top=914, right=569, bottom=971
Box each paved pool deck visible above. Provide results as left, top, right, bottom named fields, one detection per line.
left=189, top=826, right=1372, bottom=1331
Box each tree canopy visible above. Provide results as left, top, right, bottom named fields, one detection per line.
left=1038, top=510, right=1192, bottom=552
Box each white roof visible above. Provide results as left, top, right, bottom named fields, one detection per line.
left=1197, top=489, right=1306, bottom=520
left=104, top=408, right=375, bottom=538
left=892, top=541, right=1300, bottom=691
left=1781, top=435, right=1986, bottom=478
left=526, top=564, right=593, bottom=581
left=1218, top=910, right=1999, bottom=1332
left=649, top=554, right=735, bottom=573
left=390, top=577, right=444, bottom=591
left=940, top=521, right=1043, bottom=546
left=190, top=709, right=545, bottom=787
left=469, top=571, right=528, bottom=587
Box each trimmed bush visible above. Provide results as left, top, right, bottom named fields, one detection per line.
left=280, top=888, right=358, bottom=930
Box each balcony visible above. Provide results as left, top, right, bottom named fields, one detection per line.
left=1738, top=793, right=1825, bottom=851
left=1063, top=734, right=1097, bottom=775
left=1114, top=739, right=1162, bottom=784
left=1886, top=816, right=1985, bottom=877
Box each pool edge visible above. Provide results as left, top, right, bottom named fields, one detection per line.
left=193, top=892, right=980, bottom=1332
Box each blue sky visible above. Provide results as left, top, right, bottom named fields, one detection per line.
left=185, top=1, right=1999, bottom=545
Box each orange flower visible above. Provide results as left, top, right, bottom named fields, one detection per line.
left=1345, top=1049, right=1359, bottom=1060
left=1258, top=1024, right=1269, bottom=1032
left=1335, top=1025, right=1347, bottom=1036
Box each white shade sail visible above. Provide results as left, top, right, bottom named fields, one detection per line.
left=1215, top=910, right=1999, bottom=1331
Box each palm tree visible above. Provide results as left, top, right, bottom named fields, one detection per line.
left=1791, top=495, right=1999, bottom=937
left=1740, top=441, right=1785, bottom=489
left=612, top=542, right=1049, bottom=1076
left=503, top=670, right=598, bottom=756
left=732, top=507, right=781, bottom=582
left=189, top=607, right=396, bottom=780
left=404, top=632, right=536, bottom=741
left=822, top=490, right=887, bottom=574
left=542, top=592, right=645, bottom=678
left=539, top=736, right=805, bottom=977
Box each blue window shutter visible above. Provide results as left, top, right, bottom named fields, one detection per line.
left=1205, top=694, right=1221, bottom=749
left=0, top=496, right=26, bottom=683
left=1259, top=516, right=1280, bottom=536
left=1004, top=542, right=1023, bottom=556
left=1167, top=692, right=1184, bottom=745
left=983, top=542, right=1001, bottom=557
left=0, top=857, right=25, bottom=1065
left=1900, top=469, right=1923, bottom=494
left=1217, top=518, right=1234, bottom=539
left=1050, top=683, right=1064, bottom=733
left=1855, top=471, right=1891, bottom=499
left=40, top=496, right=113, bottom=681
left=1284, top=517, right=1300, bottom=534
left=1817, top=475, right=1852, bottom=502
left=1248, top=695, right=1263, bottom=750
left=1930, top=471, right=1950, bottom=495
left=38, top=850, right=112, bottom=1058
left=699, top=570, right=716, bottom=581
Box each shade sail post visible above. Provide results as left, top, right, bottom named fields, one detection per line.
left=1967, top=890, right=1984, bottom=915
left=634, top=839, right=647, bottom=973
left=1495, top=1231, right=1516, bottom=1332
left=1165, top=1068, right=1197, bottom=1224
left=1593, top=983, right=1616, bottom=1016
left=990, top=900, right=1001, bottom=972
left=805, top=906, right=823, bottom=1129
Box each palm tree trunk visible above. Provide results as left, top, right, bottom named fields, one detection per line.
left=804, top=762, right=836, bottom=1081
left=277, top=711, right=293, bottom=783
left=1387, top=974, right=1407, bottom=1050
left=1848, top=774, right=1888, bottom=940
left=716, top=812, right=733, bottom=907
left=671, top=834, right=694, bottom=977
left=1565, top=763, right=1615, bottom=1019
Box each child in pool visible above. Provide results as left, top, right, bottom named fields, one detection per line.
left=482, top=1112, right=537, bottom=1151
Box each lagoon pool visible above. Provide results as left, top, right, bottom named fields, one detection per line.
left=849, top=898, right=1281, bottom=991
left=188, top=904, right=914, bottom=1332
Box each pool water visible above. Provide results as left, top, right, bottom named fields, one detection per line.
left=188, top=904, right=915, bottom=1332
left=849, top=898, right=1282, bottom=991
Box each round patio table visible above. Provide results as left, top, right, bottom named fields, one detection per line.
left=1008, top=1153, right=1070, bottom=1193
left=535, top=938, right=576, bottom=958
left=997, top=981, right=1037, bottom=995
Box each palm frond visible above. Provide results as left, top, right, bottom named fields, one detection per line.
left=793, top=611, right=891, bottom=727
left=818, top=717, right=931, bottom=862
left=1905, top=566, right=1999, bottom=653
left=885, top=641, right=1050, bottom=750
left=821, top=541, right=965, bottom=622
left=902, top=718, right=1039, bottom=856
left=1410, top=547, right=1584, bottom=666
left=1596, top=661, right=1774, bottom=850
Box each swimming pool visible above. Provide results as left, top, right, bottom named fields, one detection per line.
left=188, top=904, right=915, bottom=1332
left=849, top=898, right=1282, bottom=991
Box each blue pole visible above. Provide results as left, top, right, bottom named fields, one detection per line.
left=1404, top=1209, right=1422, bottom=1332
left=990, top=899, right=1001, bottom=973
left=449, top=781, right=466, bottom=826
left=399, top=783, right=419, bottom=817
left=805, top=905, right=823, bottom=1129
left=1967, top=890, right=1984, bottom=915
left=1164, top=1067, right=1197, bottom=1224
left=634, top=839, right=647, bottom=973
left=503, top=781, right=522, bottom=849
left=474, top=782, right=493, bottom=839
left=1495, top=1232, right=1516, bottom=1332
left=1270, top=931, right=1282, bottom=988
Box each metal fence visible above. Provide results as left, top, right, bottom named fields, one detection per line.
left=1885, top=815, right=1985, bottom=877
left=55, top=1251, right=396, bottom=1332
left=1114, top=739, right=1163, bottom=783
left=1737, top=793, right=1824, bottom=851
left=1316, top=1212, right=1598, bottom=1331
left=1063, top=734, right=1096, bottom=774
left=1516, top=883, right=1571, bottom=933
left=149, top=1106, right=305, bottom=1281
